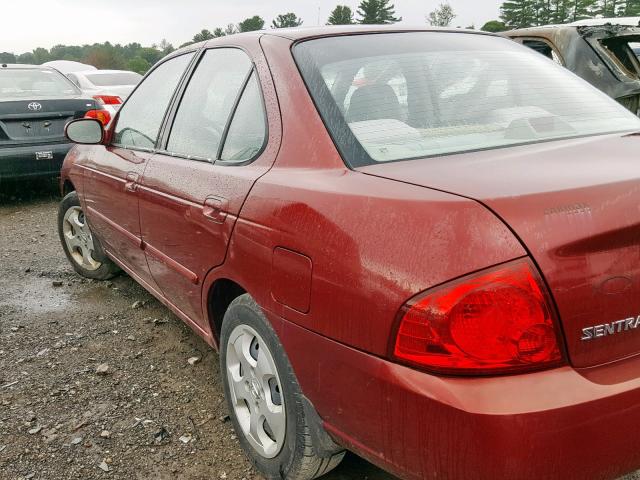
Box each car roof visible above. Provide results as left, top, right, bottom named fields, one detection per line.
left=256, top=24, right=490, bottom=40
left=506, top=17, right=640, bottom=35
left=168, top=26, right=496, bottom=61
left=78, top=69, right=140, bottom=75
left=568, top=16, right=640, bottom=27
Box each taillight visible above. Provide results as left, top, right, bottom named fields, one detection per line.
left=392, top=259, right=563, bottom=375
left=93, top=94, right=122, bottom=105
left=84, top=109, right=111, bottom=126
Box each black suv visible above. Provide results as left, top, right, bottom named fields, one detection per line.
left=0, top=64, right=103, bottom=181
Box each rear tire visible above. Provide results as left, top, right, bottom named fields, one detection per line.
left=57, top=191, right=119, bottom=280
left=220, top=294, right=345, bottom=479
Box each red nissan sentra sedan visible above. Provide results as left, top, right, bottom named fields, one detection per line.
left=57, top=26, right=640, bottom=480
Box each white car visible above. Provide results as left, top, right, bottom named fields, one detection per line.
left=66, top=70, right=142, bottom=115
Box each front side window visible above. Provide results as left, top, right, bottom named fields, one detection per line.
left=294, top=32, right=640, bottom=167
left=113, top=53, right=194, bottom=150
left=167, top=48, right=252, bottom=161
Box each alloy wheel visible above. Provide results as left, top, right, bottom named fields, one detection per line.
left=225, top=324, right=286, bottom=458
left=62, top=206, right=102, bottom=271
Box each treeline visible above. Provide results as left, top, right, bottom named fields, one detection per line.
left=9, top=0, right=636, bottom=73
left=179, top=0, right=402, bottom=47
left=0, top=42, right=174, bottom=74
left=499, top=0, right=640, bottom=29
left=0, top=1, right=402, bottom=73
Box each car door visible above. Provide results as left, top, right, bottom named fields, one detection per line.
left=137, top=47, right=270, bottom=330
left=82, top=52, right=195, bottom=288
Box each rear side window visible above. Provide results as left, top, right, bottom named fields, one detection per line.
left=85, top=72, right=142, bottom=86
left=600, top=35, right=640, bottom=78
left=521, top=39, right=563, bottom=64
left=113, top=53, right=194, bottom=150
left=167, top=49, right=252, bottom=161
left=221, top=72, right=266, bottom=163
left=66, top=73, right=81, bottom=88
left=294, top=32, right=640, bottom=167
left=0, top=68, right=79, bottom=98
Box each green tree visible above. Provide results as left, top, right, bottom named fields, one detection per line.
left=427, top=2, right=456, bottom=26
left=17, top=52, right=35, bottom=64
left=357, top=0, right=401, bottom=24
left=158, top=39, right=175, bottom=55
left=137, top=47, right=162, bottom=65
left=501, top=0, right=538, bottom=28
left=599, top=0, right=621, bottom=16
left=481, top=19, right=508, bottom=31
left=0, top=52, right=17, bottom=63
left=238, top=16, right=265, bottom=32
left=567, top=0, right=599, bottom=20
left=327, top=5, right=355, bottom=24
left=272, top=12, right=303, bottom=28
left=213, top=27, right=226, bottom=37
left=82, top=43, right=126, bottom=69
left=32, top=47, right=50, bottom=64
left=618, top=0, right=640, bottom=15
left=127, top=57, right=151, bottom=74
left=193, top=29, right=215, bottom=43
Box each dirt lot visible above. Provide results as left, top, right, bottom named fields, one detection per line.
left=1, top=181, right=639, bottom=480
left=0, top=181, right=394, bottom=480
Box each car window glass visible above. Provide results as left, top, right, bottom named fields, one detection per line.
left=522, top=39, right=563, bottom=65
left=67, top=73, right=80, bottom=87
left=0, top=68, right=79, bottom=98
left=294, top=32, right=640, bottom=167
left=220, top=72, right=266, bottom=163
left=113, top=53, right=193, bottom=150
left=167, top=49, right=252, bottom=161
left=600, top=36, right=640, bottom=78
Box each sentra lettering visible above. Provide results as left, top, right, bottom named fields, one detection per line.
left=581, top=315, right=640, bottom=340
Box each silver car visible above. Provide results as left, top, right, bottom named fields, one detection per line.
left=66, top=70, right=142, bottom=115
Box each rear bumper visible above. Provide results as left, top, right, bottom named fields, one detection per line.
left=0, top=142, right=71, bottom=180
left=274, top=313, right=640, bottom=480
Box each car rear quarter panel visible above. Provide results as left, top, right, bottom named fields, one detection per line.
left=214, top=35, right=527, bottom=357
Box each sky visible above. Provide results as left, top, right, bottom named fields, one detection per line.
left=3, top=0, right=501, bottom=54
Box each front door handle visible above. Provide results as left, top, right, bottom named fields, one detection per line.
left=125, top=172, right=139, bottom=193
left=202, top=196, right=228, bottom=224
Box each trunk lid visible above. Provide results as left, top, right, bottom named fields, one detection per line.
left=0, top=97, right=97, bottom=147
left=359, top=133, right=640, bottom=368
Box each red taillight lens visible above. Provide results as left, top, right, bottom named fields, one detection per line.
left=93, top=95, right=122, bottom=105
left=393, top=259, right=563, bottom=375
left=84, top=109, right=111, bottom=126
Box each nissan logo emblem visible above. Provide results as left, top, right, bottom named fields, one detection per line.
left=28, top=102, right=42, bottom=111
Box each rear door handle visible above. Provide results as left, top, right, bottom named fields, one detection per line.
left=125, top=172, right=139, bottom=193
left=202, top=195, right=228, bottom=224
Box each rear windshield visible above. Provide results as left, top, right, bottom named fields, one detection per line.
left=293, top=32, right=640, bottom=167
left=85, top=72, right=142, bottom=86
left=0, top=68, right=79, bottom=98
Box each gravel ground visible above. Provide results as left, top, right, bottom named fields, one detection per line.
left=0, top=181, right=393, bottom=480
left=1, top=180, right=639, bottom=480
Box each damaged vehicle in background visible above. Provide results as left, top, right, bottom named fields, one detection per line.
left=0, top=64, right=110, bottom=182
left=505, top=17, right=640, bottom=115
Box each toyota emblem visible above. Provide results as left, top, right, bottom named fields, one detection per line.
left=27, top=102, right=42, bottom=111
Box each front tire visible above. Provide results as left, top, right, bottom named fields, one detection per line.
left=57, top=191, right=119, bottom=280
left=220, top=294, right=345, bottom=479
